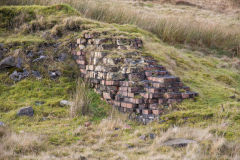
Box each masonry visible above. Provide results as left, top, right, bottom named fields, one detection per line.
left=72, top=30, right=198, bottom=123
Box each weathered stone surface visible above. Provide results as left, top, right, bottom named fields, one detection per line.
left=17, top=106, right=34, bottom=117
left=0, top=56, right=16, bottom=69
left=60, top=100, right=74, bottom=107
left=49, top=70, right=61, bottom=79
left=163, top=138, right=197, bottom=147
left=32, top=55, right=47, bottom=63
left=10, top=69, right=29, bottom=81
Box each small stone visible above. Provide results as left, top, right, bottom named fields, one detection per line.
left=163, top=138, right=197, bottom=147
left=32, top=55, right=46, bottom=63
left=84, top=122, right=91, bottom=127
left=0, top=121, right=5, bottom=126
left=17, top=106, right=34, bottom=117
left=149, top=133, right=155, bottom=139
left=139, top=135, right=146, bottom=140
left=78, top=156, right=87, bottom=160
left=32, top=70, right=41, bottom=79
left=60, top=100, right=74, bottom=107
left=35, top=101, right=45, bottom=106
left=10, top=69, right=29, bottom=82
left=49, top=70, right=61, bottom=79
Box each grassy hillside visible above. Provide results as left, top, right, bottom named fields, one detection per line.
left=0, top=4, right=240, bottom=160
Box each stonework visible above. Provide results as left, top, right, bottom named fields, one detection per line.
left=72, top=31, right=198, bottom=123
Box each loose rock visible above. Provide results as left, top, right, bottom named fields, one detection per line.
left=32, top=55, right=47, bottom=63
left=0, top=56, right=16, bottom=69
left=49, top=70, right=61, bottom=79
left=163, top=138, right=197, bottom=147
left=10, top=69, right=29, bottom=82
left=0, top=121, right=4, bottom=126
left=60, top=100, right=74, bottom=107
left=17, top=106, right=34, bottom=117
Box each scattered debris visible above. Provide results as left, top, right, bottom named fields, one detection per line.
left=17, top=106, right=34, bottom=117
left=163, top=138, right=197, bottom=147
left=60, top=100, right=74, bottom=107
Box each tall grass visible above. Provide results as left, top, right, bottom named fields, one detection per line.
left=70, top=79, right=90, bottom=117
left=1, top=0, right=240, bottom=55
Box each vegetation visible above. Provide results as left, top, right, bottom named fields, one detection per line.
left=0, top=3, right=240, bottom=160
left=1, top=0, right=239, bottom=56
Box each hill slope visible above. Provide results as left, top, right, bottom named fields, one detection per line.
left=0, top=4, right=240, bottom=160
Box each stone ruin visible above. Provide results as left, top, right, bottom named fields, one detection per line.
left=72, top=31, right=198, bottom=123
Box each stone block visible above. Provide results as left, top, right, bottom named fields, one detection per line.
left=142, top=109, right=152, bottom=115
left=113, top=100, right=121, bottom=107
left=139, top=104, right=148, bottom=109
left=77, top=38, right=87, bottom=45
left=128, top=73, right=145, bottom=81
left=94, top=52, right=107, bottom=59
left=119, top=87, right=128, bottom=92
left=152, top=109, right=162, bottom=115
left=149, top=103, right=159, bottom=109
left=164, top=92, right=182, bottom=99
left=144, top=98, right=158, bottom=104
left=86, top=65, right=95, bottom=71
left=76, top=60, right=86, bottom=65
left=80, top=69, right=86, bottom=74
left=103, top=92, right=113, bottom=100
left=121, top=102, right=136, bottom=109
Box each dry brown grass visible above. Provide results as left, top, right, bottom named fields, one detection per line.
left=1, top=0, right=240, bottom=56
left=0, top=126, right=46, bottom=160
left=70, top=80, right=91, bottom=117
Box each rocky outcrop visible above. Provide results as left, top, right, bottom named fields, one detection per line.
left=72, top=31, right=198, bottom=123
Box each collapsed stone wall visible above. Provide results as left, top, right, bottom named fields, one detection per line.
left=72, top=31, right=198, bottom=123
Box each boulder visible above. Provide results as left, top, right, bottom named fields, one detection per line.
left=17, top=106, right=34, bottom=117
left=60, top=100, right=74, bottom=107
left=0, top=56, right=15, bottom=69
left=163, top=138, right=197, bottom=147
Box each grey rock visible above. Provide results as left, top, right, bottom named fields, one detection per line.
left=163, top=138, right=197, bottom=147
left=16, top=57, right=23, bottom=69
left=139, top=135, right=146, bottom=140
left=35, top=101, right=45, bottom=106
left=32, top=55, right=46, bottom=63
left=32, top=70, right=41, bottom=79
left=60, top=100, right=74, bottom=107
left=0, top=56, right=15, bottom=69
left=17, top=106, right=34, bottom=117
left=78, top=156, right=87, bottom=160
left=10, top=69, right=29, bottom=82
left=149, top=133, right=155, bottom=139
left=57, top=53, right=67, bottom=62
left=49, top=70, right=61, bottom=79
left=27, top=51, right=34, bottom=58
left=0, top=121, right=5, bottom=126
left=0, top=43, right=4, bottom=48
